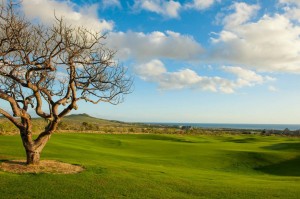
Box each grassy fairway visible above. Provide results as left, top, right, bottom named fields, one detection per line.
left=0, top=133, right=299, bottom=199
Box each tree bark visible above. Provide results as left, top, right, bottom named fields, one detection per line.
left=26, top=150, right=40, bottom=165
left=21, top=130, right=51, bottom=165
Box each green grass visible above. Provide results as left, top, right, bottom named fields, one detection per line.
left=0, top=133, right=300, bottom=198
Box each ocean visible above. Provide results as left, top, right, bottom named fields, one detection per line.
left=146, top=123, right=300, bottom=131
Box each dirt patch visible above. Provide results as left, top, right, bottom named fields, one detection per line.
left=0, top=160, right=84, bottom=174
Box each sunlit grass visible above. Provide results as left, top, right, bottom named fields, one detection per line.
left=0, top=133, right=299, bottom=198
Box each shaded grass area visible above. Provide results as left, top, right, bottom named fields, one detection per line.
left=262, top=142, right=300, bottom=151
left=0, top=134, right=300, bottom=198
left=256, top=156, right=300, bottom=176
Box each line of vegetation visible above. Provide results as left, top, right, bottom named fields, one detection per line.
left=1, top=114, right=299, bottom=137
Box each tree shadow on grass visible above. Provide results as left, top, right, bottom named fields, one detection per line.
left=137, top=134, right=199, bottom=143
left=261, top=142, right=300, bottom=152
left=229, top=137, right=259, bottom=143
left=255, top=156, right=300, bottom=177
left=218, top=137, right=260, bottom=143
left=255, top=142, right=300, bottom=176
left=0, top=159, right=8, bottom=163
left=0, top=159, right=26, bottom=165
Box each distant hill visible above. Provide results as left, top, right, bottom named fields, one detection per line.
left=0, top=113, right=125, bottom=125
left=63, top=113, right=125, bottom=126
left=0, top=113, right=132, bottom=134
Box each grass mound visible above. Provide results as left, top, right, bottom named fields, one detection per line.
left=0, top=160, right=84, bottom=174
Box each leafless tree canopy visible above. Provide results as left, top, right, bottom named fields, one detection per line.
left=0, top=1, right=132, bottom=164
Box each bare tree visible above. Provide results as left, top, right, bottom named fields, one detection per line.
left=0, top=1, right=132, bottom=165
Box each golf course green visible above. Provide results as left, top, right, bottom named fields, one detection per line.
left=0, top=133, right=299, bottom=198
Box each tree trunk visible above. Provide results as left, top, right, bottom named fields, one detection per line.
left=26, top=150, right=40, bottom=165
left=21, top=130, right=51, bottom=165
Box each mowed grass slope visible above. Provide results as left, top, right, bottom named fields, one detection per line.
left=0, top=134, right=299, bottom=199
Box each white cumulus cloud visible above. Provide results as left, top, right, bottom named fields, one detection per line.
left=133, top=0, right=181, bottom=18
left=222, top=2, right=260, bottom=28
left=134, top=60, right=274, bottom=93
left=132, top=0, right=220, bottom=17
left=279, top=0, right=300, bottom=5
left=222, top=66, right=275, bottom=88
left=279, top=0, right=300, bottom=23
left=185, top=0, right=218, bottom=10
left=106, top=30, right=204, bottom=61
left=210, top=2, right=300, bottom=73
left=22, top=0, right=113, bottom=32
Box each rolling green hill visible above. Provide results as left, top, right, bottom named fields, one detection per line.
left=0, top=133, right=299, bottom=198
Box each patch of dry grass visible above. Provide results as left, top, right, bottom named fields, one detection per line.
left=0, top=160, right=84, bottom=174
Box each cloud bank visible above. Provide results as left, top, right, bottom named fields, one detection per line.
left=210, top=2, right=300, bottom=73
left=133, top=0, right=181, bottom=18
left=134, top=60, right=274, bottom=93
left=132, top=0, right=220, bottom=18
left=106, top=31, right=204, bottom=61
left=185, top=0, right=219, bottom=11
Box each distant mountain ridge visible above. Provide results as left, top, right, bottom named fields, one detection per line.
left=0, top=113, right=128, bottom=126
left=63, top=113, right=125, bottom=125
left=0, top=113, right=123, bottom=124
left=0, top=113, right=130, bottom=134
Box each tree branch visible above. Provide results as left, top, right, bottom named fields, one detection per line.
left=0, top=107, right=23, bottom=128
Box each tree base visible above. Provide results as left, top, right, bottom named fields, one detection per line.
left=0, top=160, right=84, bottom=174
left=26, top=151, right=40, bottom=165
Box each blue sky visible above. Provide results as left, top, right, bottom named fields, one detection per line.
left=14, top=0, right=300, bottom=123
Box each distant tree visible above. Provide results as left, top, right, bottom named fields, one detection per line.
left=82, top=122, right=89, bottom=130
left=0, top=1, right=132, bottom=165
left=0, top=123, right=3, bottom=133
